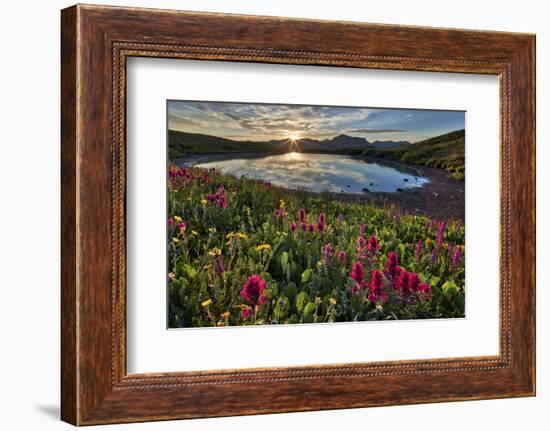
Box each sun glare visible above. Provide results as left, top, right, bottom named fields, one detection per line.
left=288, top=133, right=301, bottom=142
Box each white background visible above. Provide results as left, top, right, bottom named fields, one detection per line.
left=127, top=59, right=499, bottom=373
left=0, top=0, right=547, bottom=429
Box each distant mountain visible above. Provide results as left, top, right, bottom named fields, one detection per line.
left=168, top=130, right=374, bottom=158
left=362, top=129, right=465, bottom=180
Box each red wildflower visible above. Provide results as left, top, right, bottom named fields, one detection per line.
left=367, top=235, right=380, bottom=256
left=397, top=270, right=410, bottom=295
left=240, top=275, right=267, bottom=306
left=368, top=269, right=388, bottom=304
left=350, top=261, right=365, bottom=283
left=407, top=273, right=421, bottom=296
left=385, top=251, right=401, bottom=288
left=417, top=282, right=432, bottom=300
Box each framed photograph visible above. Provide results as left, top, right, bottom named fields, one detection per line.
left=61, top=4, right=536, bottom=425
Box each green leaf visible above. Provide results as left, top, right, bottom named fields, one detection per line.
left=441, top=280, right=459, bottom=297
left=295, top=291, right=309, bottom=313
left=303, top=302, right=316, bottom=317
left=284, top=282, right=298, bottom=303
left=279, top=251, right=289, bottom=271
left=301, top=268, right=313, bottom=284
left=183, top=264, right=197, bottom=280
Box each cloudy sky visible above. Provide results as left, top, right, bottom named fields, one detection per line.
left=168, top=100, right=465, bottom=143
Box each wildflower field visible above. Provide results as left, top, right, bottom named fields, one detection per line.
left=168, top=164, right=465, bottom=328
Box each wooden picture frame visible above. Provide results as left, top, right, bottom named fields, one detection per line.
left=61, top=4, right=535, bottom=425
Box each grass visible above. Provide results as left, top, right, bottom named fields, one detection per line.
left=362, top=129, right=465, bottom=180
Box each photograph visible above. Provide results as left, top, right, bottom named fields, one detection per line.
left=167, top=101, right=466, bottom=328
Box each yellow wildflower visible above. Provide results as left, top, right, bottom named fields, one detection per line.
left=425, top=239, right=432, bottom=247
left=171, top=237, right=180, bottom=244
left=217, top=321, right=226, bottom=327
left=208, top=247, right=222, bottom=257
left=173, top=216, right=182, bottom=223
left=221, top=311, right=230, bottom=319
left=279, top=199, right=286, bottom=208
left=208, top=227, right=217, bottom=234
left=201, top=299, right=212, bottom=308
left=329, top=298, right=337, bottom=305
left=201, top=199, right=207, bottom=205
left=191, top=230, right=198, bottom=235
left=202, top=264, right=212, bottom=270
left=255, top=243, right=272, bottom=252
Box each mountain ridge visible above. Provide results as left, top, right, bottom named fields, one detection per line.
left=168, top=130, right=412, bottom=158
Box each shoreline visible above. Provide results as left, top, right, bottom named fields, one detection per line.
left=173, top=152, right=465, bottom=222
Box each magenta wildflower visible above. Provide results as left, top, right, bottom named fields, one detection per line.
left=299, top=208, right=306, bottom=223
left=436, top=221, right=446, bottom=250
left=323, top=243, right=334, bottom=263
left=356, top=235, right=366, bottom=252
left=242, top=307, right=251, bottom=319
left=274, top=208, right=285, bottom=219
left=317, top=213, right=326, bottom=231
left=448, top=242, right=455, bottom=259
left=415, top=239, right=423, bottom=263
left=215, top=256, right=225, bottom=275
left=168, top=218, right=174, bottom=227
left=338, top=249, right=347, bottom=264
left=290, top=222, right=297, bottom=233
left=451, top=248, right=462, bottom=271
left=240, top=275, right=267, bottom=306
left=367, top=235, right=380, bottom=256
left=431, top=248, right=439, bottom=266
left=301, top=222, right=307, bottom=232
left=217, top=185, right=228, bottom=209
left=308, top=223, right=315, bottom=233
left=168, top=272, right=175, bottom=282
left=368, top=270, right=387, bottom=304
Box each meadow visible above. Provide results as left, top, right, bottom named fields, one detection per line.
left=167, top=163, right=465, bottom=328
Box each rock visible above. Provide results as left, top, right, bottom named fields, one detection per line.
left=396, top=188, right=404, bottom=192
left=403, top=178, right=409, bottom=182
left=347, top=184, right=351, bottom=188
left=432, top=192, right=439, bottom=197
left=369, top=182, right=374, bottom=186
left=362, top=188, right=370, bottom=193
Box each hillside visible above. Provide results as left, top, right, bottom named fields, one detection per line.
left=362, top=129, right=465, bottom=180
left=168, top=130, right=279, bottom=158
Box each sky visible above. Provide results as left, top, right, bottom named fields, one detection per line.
left=168, top=100, right=465, bottom=143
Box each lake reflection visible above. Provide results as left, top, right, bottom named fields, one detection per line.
left=194, top=152, right=429, bottom=194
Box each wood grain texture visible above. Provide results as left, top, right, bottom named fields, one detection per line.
left=60, top=4, right=536, bottom=425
